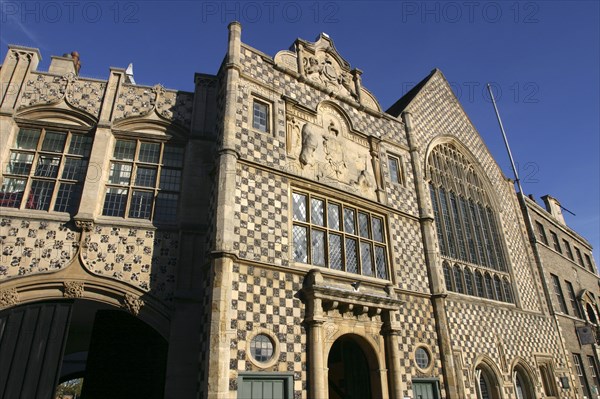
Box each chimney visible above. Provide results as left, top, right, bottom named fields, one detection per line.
left=49, top=51, right=81, bottom=76
left=541, top=195, right=566, bottom=226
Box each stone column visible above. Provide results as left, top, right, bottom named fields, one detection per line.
left=383, top=311, right=403, bottom=399
left=308, top=319, right=327, bottom=399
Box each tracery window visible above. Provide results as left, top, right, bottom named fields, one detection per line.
left=291, top=191, right=389, bottom=279
left=429, top=142, right=513, bottom=303
left=0, top=127, right=92, bottom=213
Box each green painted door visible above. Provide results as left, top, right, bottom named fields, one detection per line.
left=238, top=376, right=289, bottom=399
left=412, top=381, right=439, bottom=399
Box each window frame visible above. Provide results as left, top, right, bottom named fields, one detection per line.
left=573, top=353, right=592, bottom=398
left=563, top=239, right=574, bottom=260
left=387, top=154, right=404, bottom=185
left=550, top=274, right=568, bottom=314
left=550, top=231, right=562, bottom=253
left=565, top=281, right=582, bottom=318
left=291, top=190, right=390, bottom=280
left=101, top=137, right=184, bottom=224
left=536, top=221, right=548, bottom=245
left=0, top=126, right=92, bottom=214
left=251, top=98, right=271, bottom=133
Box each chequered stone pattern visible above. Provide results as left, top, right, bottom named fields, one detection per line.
left=156, top=89, right=194, bottom=128
left=65, top=78, right=106, bottom=118
left=381, top=145, right=419, bottom=216
left=389, top=214, right=430, bottom=294
left=229, top=263, right=306, bottom=399
left=446, top=299, right=565, bottom=398
left=396, top=294, right=445, bottom=398
left=233, top=164, right=289, bottom=266
left=406, top=72, right=541, bottom=312
left=0, top=217, right=79, bottom=280
left=114, top=83, right=156, bottom=121
left=19, top=72, right=66, bottom=109
left=81, top=224, right=178, bottom=302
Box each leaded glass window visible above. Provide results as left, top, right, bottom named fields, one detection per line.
left=0, top=127, right=91, bottom=213
left=428, top=143, right=513, bottom=303
left=292, top=191, right=389, bottom=279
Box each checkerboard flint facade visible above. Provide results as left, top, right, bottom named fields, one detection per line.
left=0, top=23, right=598, bottom=399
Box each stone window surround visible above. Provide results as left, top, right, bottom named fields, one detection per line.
left=249, top=93, right=273, bottom=135
left=246, top=328, right=280, bottom=369
left=386, top=152, right=404, bottom=186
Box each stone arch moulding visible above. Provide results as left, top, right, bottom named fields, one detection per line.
left=15, top=105, right=98, bottom=128
left=473, top=354, right=505, bottom=385
left=510, top=357, right=538, bottom=384
left=112, top=117, right=189, bottom=141
left=423, top=135, right=503, bottom=212
left=0, top=277, right=170, bottom=339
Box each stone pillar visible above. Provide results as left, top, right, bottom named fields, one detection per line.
left=308, top=320, right=327, bottom=399
left=402, top=111, right=459, bottom=399
left=0, top=45, right=41, bottom=113
left=383, top=310, right=403, bottom=399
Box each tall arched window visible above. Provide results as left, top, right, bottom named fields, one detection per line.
left=428, top=143, right=506, bottom=271
left=429, top=142, right=514, bottom=303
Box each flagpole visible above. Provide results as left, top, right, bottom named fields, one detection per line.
left=487, top=84, right=524, bottom=195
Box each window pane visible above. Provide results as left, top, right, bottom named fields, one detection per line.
left=138, top=142, right=160, bottom=163
left=494, top=276, right=503, bottom=301
left=41, top=131, right=66, bottom=152
left=345, top=238, right=358, bottom=273
left=34, top=155, right=60, bottom=178
left=344, top=208, right=356, bottom=234
left=388, top=156, right=400, bottom=183
left=62, top=158, right=87, bottom=180
left=311, top=229, right=326, bottom=266
left=503, top=279, right=513, bottom=303
left=68, top=135, right=92, bottom=156
left=135, top=166, right=157, bottom=187
left=54, top=183, right=81, bottom=213
left=0, top=178, right=26, bottom=208
left=454, top=266, right=464, bottom=293
left=375, top=246, right=387, bottom=279
left=372, top=217, right=384, bottom=242
left=103, top=187, right=128, bottom=217
left=475, top=272, right=484, bottom=298
left=358, top=212, right=370, bottom=238
left=293, top=225, right=308, bottom=263
left=159, top=168, right=182, bottom=191
left=163, top=145, right=184, bottom=167
left=311, top=198, right=324, bottom=226
left=464, top=269, right=474, bottom=295
left=328, top=203, right=340, bottom=230
left=253, top=101, right=268, bottom=132
left=443, top=264, right=453, bottom=291
left=154, top=193, right=179, bottom=222
left=7, top=152, right=34, bottom=175
left=15, top=128, right=40, bottom=149
left=109, top=163, right=132, bottom=185
left=292, top=192, right=307, bottom=222
left=360, top=241, right=373, bottom=276
left=26, top=180, right=55, bottom=210
left=329, top=233, right=342, bottom=270
left=114, top=140, right=136, bottom=161
left=484, top=274, right=494, bottom=299
left=129, top=190, right=154, bottom=219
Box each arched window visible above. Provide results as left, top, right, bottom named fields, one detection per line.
left=503, top=278, right=513, bottom=303
left=475, top=271, right=485, bottom=298
left=443, top=262, right=453, bottom=291
left=428, top=143, right=507, bottom=272
left=514, top=365, right=535, bottom=399
left=494, top=275, right=504, bottom=302
left=586, top=303, right=598, bottom=324
left=485, top=273, right=494, bottom=300
left=465, top=268, right=474, bottom=296
left=476, top=364, right=501, bottom=399
left=454, top=265, right=464, bottom=293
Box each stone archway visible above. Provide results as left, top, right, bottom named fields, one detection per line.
left=327, top=334, right=381, bottom=399
left=513, top=364, right=536, bottom=399
left=0, top=298, right=168, bottom=399
left=475, top=361, right=502, bottom=399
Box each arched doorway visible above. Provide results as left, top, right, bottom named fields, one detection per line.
left=327, top=335, right=379, bottom=399
left=0, top=299, right=168, bottom=399
left=476, top=363, right=501, bottom=399
left=513, top=365, right=535, bottom=399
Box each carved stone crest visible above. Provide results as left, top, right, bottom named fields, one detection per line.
left=63, top=281, right=84, bottom=298
left=122, top=293, right=144, bottom=315
left=0, top=288, right=19, bottom=308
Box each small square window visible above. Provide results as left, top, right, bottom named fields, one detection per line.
left=252, top=100, right=269, bottom=132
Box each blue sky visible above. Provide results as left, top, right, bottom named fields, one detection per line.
left=1, top=1, right=599, bottom=263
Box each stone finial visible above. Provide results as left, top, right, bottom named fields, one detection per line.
left=541, top=195, right=566, bottom=226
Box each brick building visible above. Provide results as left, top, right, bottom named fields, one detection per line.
left=0, top=23, right=598, bottom=399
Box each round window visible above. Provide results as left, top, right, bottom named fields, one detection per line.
left=250, top=334, right=275, bottom=363
left=415, top=347, right=431, bottom=370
